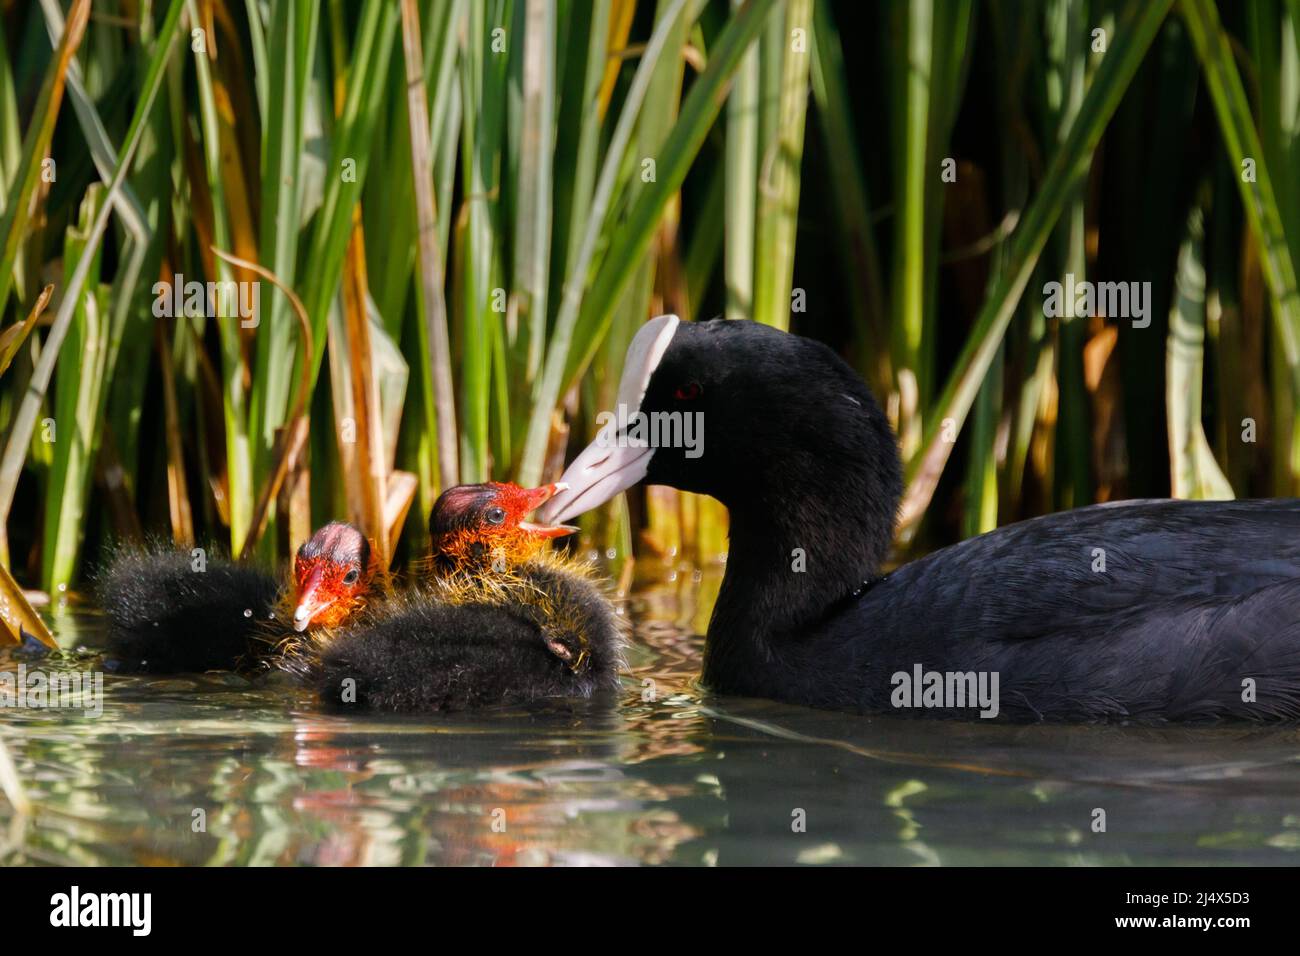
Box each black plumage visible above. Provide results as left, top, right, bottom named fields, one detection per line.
left=97, top=522, right=374, bottom=675
left=545, top=317, right=1300, bottom=722
left=96, top=545, right=280, bottom=673
left=313, top=556, right=624, bottom=713
left=767, top=500, right=1300, bottom=721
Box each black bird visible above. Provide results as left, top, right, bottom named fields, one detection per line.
left=313, top=483, right=625, bottom=712
left=539, top=315, right=1300, bottom=722
left=98, top=522, right=375, bottom=674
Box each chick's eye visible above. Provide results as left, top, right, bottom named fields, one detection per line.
left=486, top=506, right=506, bottom=525
left=674, top=382, right=702, bottom=401
left=342, top=568, right=360, bottom=585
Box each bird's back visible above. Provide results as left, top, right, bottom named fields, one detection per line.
left=313, top=553, right=624, bottom=712
left=805, top=499, right=1300, bottom=720
left=97, top=545, right=281, bottom=673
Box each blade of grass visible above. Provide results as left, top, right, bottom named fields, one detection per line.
left=189, top=0, right=254, bottom=554
left=889, top=0, right=973, bottom=460
left=0, top=0, right=90, bottom=318
left=513, top=0, right=556, bottom=385
left=536, top=0, right=610, bottom=479
left=341, top=217, right=390, bottom=566
left=890, top=0, right=933, bottom=459
left=457, top=0, right=511, bottom=482
left=301, top=0, right=400, bottom=389
left=898, top=0, right=1174, bottom=535
left=1183, top=0, right=1300, bottom=479
left=1207, top=152, right=1249, bottom=490
left=156, top=318, right=195, bottom=545
left=724, top=0, right=759, bottom=320
left=810, top=0, right=888, bottom=394
left=0, top=560, right=55, bottom=647
left=516, top=0, right=698, bottom=485
left=1046, top=0, right=1090, bottom=510
left=369, top=0, right=458, bottom=336
left=0, top=286, right=54, bottom=651
left=105, top=6, right=188, bottom=494
left=247, top=0, right=320, bottom=512
left=549, top=0, right=610, bottom=330
left=39, top=0, right=157, bottom=589
left=751, top=0, right=811, bottom=331
left=604, top=0, right=696, bottom=552
left=43, top=186, right=107, bottom=596
left=0, top=0, right=185, bottom=563
left=561, top=0, right=781, bottom=389
left=384, top=469, right=419, bottom=548
left=0, top=284, right=52, bottom=377
left=402, top=0, right=458, bottom=492
left=519, top=0, right=777, bottom=485
left=212, top=248, right=314, bottom=562
left=1166, top=196, right=1233, bottom=499
left=966, top=0, right=1032, bottom=533
left=0, top=15, right=20, bottom=198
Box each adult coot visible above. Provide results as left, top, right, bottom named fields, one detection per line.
left=540, top=315, right=1300, bottom=722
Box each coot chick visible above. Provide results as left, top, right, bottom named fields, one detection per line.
left=540, top=315, right=1300, bottom=723
left=99, top=522, right=374, bottom=673
left=315, top=483, right=624, bottom=712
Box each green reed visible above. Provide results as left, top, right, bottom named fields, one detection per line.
left=0, top=0, right=1298, bottom=603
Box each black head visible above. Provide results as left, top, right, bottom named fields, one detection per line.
left=297, top=520, right=372, bottom=569
left=540, top=317, right=902, bottom=564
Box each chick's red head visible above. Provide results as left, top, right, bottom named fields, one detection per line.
left=291, top=521, right=373, bottom=632
left=429, top=482, right=577, bottom=571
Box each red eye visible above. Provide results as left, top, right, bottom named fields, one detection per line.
left=674, top=382, right=702, bottom=401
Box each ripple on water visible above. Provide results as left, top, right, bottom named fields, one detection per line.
left=4, top=564, right=1300, bottom=865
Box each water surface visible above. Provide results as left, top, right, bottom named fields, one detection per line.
left=3, top=561, right=1300, bottom=866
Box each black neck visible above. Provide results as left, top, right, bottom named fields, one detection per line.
left=702, top=434, right=901, bottom=688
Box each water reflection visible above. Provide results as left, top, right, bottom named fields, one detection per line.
left=3, top=560, right=1300, bottom=865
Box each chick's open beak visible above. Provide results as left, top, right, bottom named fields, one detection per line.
left=517, top=482, right=579, bottom=538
